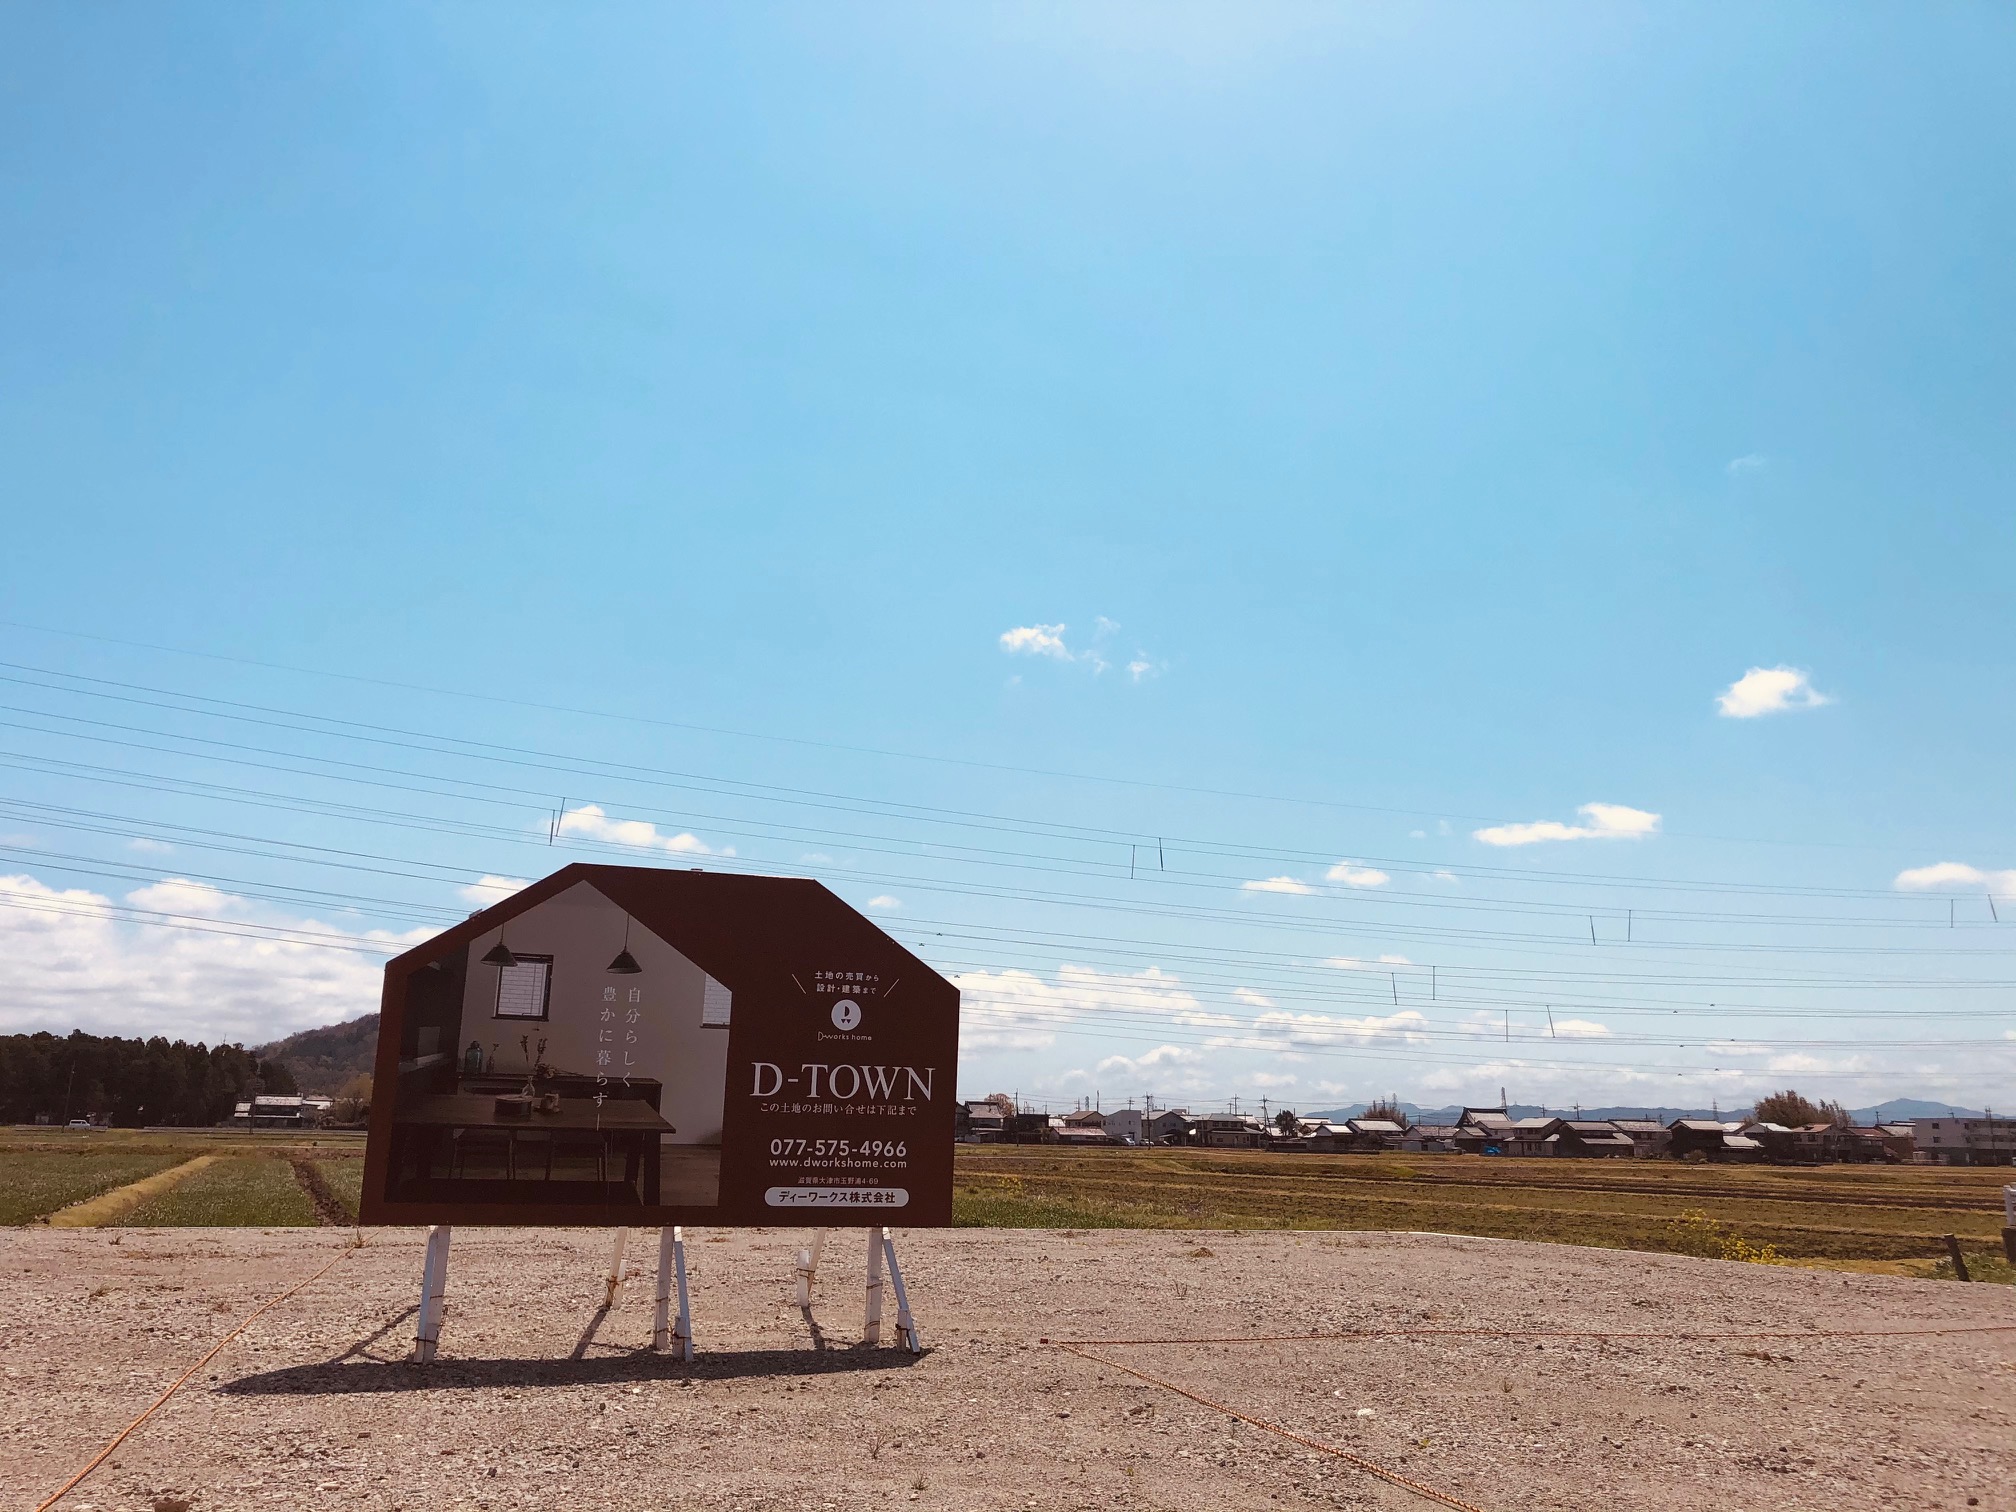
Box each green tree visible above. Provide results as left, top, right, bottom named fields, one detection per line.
left=256, top=1057, right=299, bottom=1095
left=1751, top=1089, right=1823, bottom=1126
left=1274, top=1108, right=1300, bottom=1135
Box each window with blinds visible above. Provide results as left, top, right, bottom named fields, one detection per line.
left=493, top=955, right=553, bottom=1020
left=701, top=976, right=733, bottom=1027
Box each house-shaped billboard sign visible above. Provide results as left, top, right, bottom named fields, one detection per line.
left=360, top=865, right=959, bottom=1228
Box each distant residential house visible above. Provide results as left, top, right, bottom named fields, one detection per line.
left=1402, top=1123, right=1459, bottom=1153
left=1915, top=1115, right=2016, bottom=1166
left=1343, top=1117, right=1407, bottom=1152
left=1669, top=1120, right=1766, bottom=1169
left=1053, top=1124, right=1119, bottom=1147
left=1609, top=1119, right=1671, bottom=1159
left=1145, top=1109, right=1193, bottom=1144
left=1790, top=1123, right=1860, bottom=1163
left=1453, top=1107, right=1514, bottom=1155
left=1739, top=1121, right=1798, bottom=1162
left=1103, top=1108, right=1146, bottom=1144
left=1004, top=1111, right=1063, bottom=1144
left=1547, top=1120, right=1636, bottom=1158
left=957, top=1101, right=1007, bottom=1142
left=1189, top=1114, right=1266, bottom=1148
left=1869, top=1123, right=1916, bottom=1161
left=1296, top=1117, right=1346, bottom=1151
left=1719, top=1132, right=1765, bottom=1160
left=1840, top=1126, right=1899, bottom=1163
left=231, top=1094, right=315, bottom=1129
left=1506, top=1117, right=1556, bottom=1158
left=1062, top=1109, right=1108, bottom=1130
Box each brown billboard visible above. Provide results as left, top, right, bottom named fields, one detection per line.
left=359, top=864, right=959, bottom=1227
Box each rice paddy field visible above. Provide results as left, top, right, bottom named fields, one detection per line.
left=951, top=1144, right=2016, bottom=1276
left=5, top=1129, right=2012, bottom=1279
left=0, top=1127, right=366, bottom=1227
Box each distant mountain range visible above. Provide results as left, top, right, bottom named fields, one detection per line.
left=1305, top=1097, right=1984, bottom=1124
left=250, top=1011, right=1989, bottom=1119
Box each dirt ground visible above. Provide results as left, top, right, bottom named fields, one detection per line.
left=3, top=1226, right=2013, bottom=1512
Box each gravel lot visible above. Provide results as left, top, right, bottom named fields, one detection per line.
left=4, top=1226, right=2013, bottom=1512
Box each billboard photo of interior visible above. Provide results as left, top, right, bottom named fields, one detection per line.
left=381, top=879, right=729, bottom=1211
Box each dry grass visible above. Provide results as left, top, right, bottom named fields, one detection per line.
left=953, top=1145, right=2015, bottom=1267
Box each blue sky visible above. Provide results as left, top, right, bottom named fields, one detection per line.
left=1, top=4, right=2013, bottom=1112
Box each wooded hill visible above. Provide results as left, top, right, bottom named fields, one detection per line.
left=252, top=1013, right=379, bottom=1095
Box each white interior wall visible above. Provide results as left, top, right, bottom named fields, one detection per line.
left=459, top=880, right=728, bottom=1145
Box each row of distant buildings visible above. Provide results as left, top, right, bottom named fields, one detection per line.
left=228, top=1094, right=335, bottom=1127
left=956, top=1101, right=2016, bottom=1166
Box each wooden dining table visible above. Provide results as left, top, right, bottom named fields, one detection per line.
left=397, top=1093, right=675, bottom=1202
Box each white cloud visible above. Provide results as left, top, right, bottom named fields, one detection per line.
left=127, top=837, right=173, bottom=854
left=865, top=895, right=902, bottom=911
left=1251, top=1008, right=1431, bottom=1048
left=0, top=871, right=429, bottom=1047
left=1473, top=802, right=1661, bottom=847
left=1325, top=954, right=1412, bottom=971
left=1726, top=454, right=1767, bottom=475
left=999, top=620, right=1158, bottom=680
left=1551, top=1019, right=1612, bottom=1039
left=1094, top=1044, right=1201, bottom=1077
left=1233, top=986, right=1275, bottom=1009
left=1242, top=875, right=1314, bottom=895
left=1716, top=665, right=1830, bottom=718
left=999, top=623, right=1072, bottom=659
left=951, top=963, right=1205, bottom=1054
left=1894, top=861, right=2016, bottom=893
left=126, top=878, right=239, bottom=917
left=556, top=804, right=731, bottom=856
left=459, top=875, right=531, bottom=905
left=1409, top=829, right=1426, bottom=840
left=1249, top=1070, right=1299, bottom=1089
left=1325, top=860, right=1389, bottom=888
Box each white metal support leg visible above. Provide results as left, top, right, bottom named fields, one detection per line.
left=412, top=1224, right=452, bottom=1363
left=793, top=1228, right=828, bottom=1307
left=882, top=1230, right=921, bottom=1354
left=604, top=1226, right=630, bottom=1308
left=654, top=1227, right=676, bottom=1349
left=669, top=1226, right=692, bottom=1360
left=862, top=1224, right=886, bottom=1345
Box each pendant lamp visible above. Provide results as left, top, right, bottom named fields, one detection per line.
left=607, top=912, right=643, bottom=974
left=481, top=932, right=518, bottom=969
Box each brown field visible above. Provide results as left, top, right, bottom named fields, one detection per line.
left=8, top=1132, right=2013, bottom=1279
left=952, top=1145, right=2016, bottom=1271
left=4, top=1225, right=2014, bottom=1512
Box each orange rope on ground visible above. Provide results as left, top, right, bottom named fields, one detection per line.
left=1057, top=1341, right=1490, bottom=1512
left=33, top=1242, right=359, bottom=1512
left=1052, top=1320, right=2016, bottom=1347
